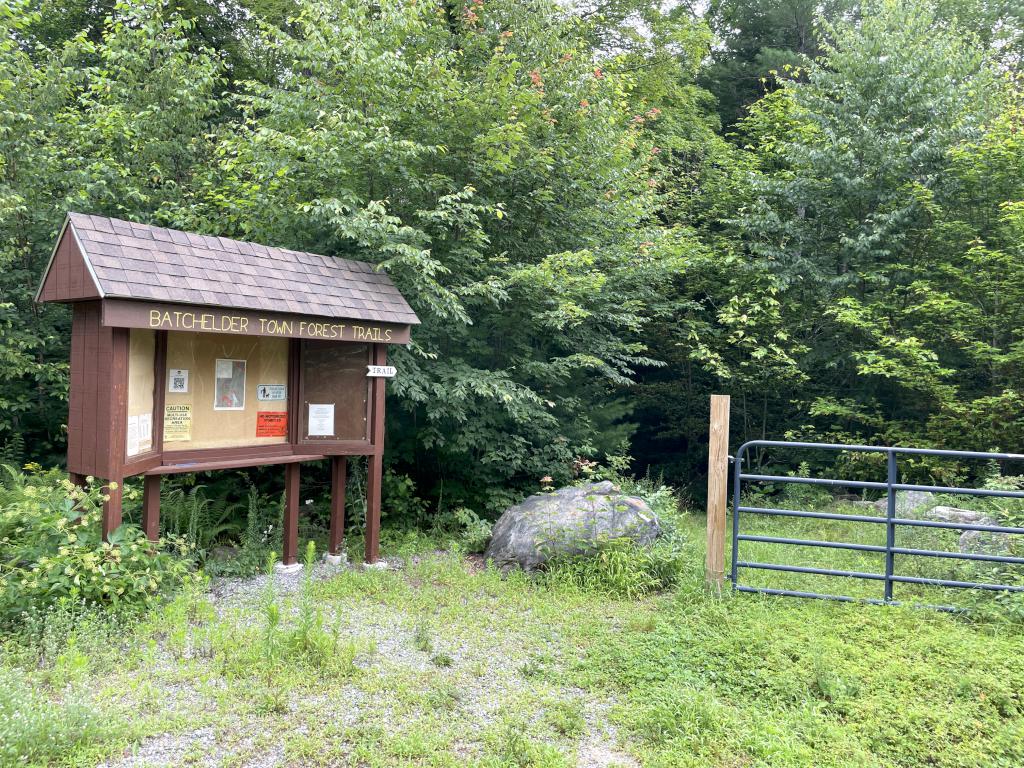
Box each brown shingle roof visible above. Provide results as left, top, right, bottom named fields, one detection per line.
left=46, top=213, right=420, bottom=325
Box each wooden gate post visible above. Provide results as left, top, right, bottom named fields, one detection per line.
left=705, top=395, right=730, bottom=594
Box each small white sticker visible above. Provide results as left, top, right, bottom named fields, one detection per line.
left=215, top=359, right=234, bottom=379
left=308, top=403, right=335, bottom=437
left=257, top=384, right=287, bottom=401
left=367, top=365, right=397, bottom=378
left=168, top=368, right=189, bottom=393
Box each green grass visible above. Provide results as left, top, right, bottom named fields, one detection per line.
left=1, top=512, right=1022, bottom=767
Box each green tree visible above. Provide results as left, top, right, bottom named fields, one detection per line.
left=0, top=2, right=223, bottom=459
left=174, top=0, right=685, bottom=509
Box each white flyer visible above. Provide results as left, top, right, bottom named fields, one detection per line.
left=307, top=403, right=335, bottom=437
left=139, top=412, right=153, bottom=452
left=215, top=359, right=234, bottom=378
left=126, top=414, right=140, bottom=456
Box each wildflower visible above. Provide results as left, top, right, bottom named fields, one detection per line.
left=593, top=68, right=603, bottom=79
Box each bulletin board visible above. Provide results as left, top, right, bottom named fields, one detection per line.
left=163, top=332, right=290, bottom=450
left=300, top=341, right=370, bottom=442
left=125, top=328, right=156, bottom=458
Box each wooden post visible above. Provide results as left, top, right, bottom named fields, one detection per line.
left=102, top=478, right=123, bottom=540
left=329, top=456, right=347, bottom=556
left=364, top=344, right=387, bottom=564
left=705, top=394, right=730, bottom=594
left=142, top=474, right=161, bottom=541
left=283, top=463, right=300, bottom=566
left=365, top=454, right=382, bottom=563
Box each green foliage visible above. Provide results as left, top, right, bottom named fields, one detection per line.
left=2, top=0, right=1024, bottom=525
left=161, top=484, right=245, bottom=554
left=0, top=466, right=195, bottom=622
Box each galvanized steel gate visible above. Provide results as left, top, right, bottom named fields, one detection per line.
left=731, top=440, right=1024, bottom=607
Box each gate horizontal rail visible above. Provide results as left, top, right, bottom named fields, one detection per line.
left=731, top=440, right=1024, bottom=609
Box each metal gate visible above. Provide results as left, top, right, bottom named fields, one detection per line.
left=731, top=440, right=1024, bottom=608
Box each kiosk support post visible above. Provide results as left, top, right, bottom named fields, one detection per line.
left=283, top=463, right=300, bottom=566
left=329, top=457, right=347, bottom=556
left=142, top=475, right=161, bottom=541
left=364, top=345, right=387, bottom=564
left=102, top=479, right=123, bottom=539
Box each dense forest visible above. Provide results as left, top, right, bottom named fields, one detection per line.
left=2, top=0, right=1023, bottom=512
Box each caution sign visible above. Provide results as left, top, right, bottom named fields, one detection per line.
left=256, top=411, right=288, bottom=438
left=163, top=404, right=192, bottom=442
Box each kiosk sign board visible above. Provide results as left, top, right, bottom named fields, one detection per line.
left=36, top=212, right=419, bottom=565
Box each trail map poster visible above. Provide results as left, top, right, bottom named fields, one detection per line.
left=214, top=359, right=246, bottom=410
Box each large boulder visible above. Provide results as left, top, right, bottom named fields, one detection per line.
left=895, top=504, right=1013, bottom=557
left=872, top=490, right=935, bottom=516
left=484, top=481, right=660, bottom=572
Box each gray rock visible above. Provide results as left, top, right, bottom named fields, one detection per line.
left=873, top=490, right=935, bottom=515
left=484, top=481, right=660, bottom=572
left=887, top=504, right=1014, bottom=557
left=959, top=528, right=1013, bottom=556
left=923, top=506, right=991, bottom=526
left=841, top=500, right=878, bottom=510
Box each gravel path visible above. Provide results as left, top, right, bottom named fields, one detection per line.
left=97, top=558, right=638, bottom=768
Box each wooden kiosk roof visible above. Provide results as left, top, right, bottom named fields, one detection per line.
left=38, top=212, right=420, bottom=326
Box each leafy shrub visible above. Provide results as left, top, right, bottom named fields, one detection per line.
left=203, top=484, right=281, bottom=577
left=544, top=536, right=687, bottom=599
left=433, top=506, right=493, bottom=553
left=0, top=466, right=195, bottom=623
left=161, top=483, right=247, bottom=554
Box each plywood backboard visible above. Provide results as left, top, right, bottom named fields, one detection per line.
left=163, top=332, right=290, bottom=450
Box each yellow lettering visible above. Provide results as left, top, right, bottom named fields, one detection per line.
left=239, top=317, right=249, bottom=333
left=149, top=310, right=161, bottom=327
left=384, top=329, right=392, bottom=342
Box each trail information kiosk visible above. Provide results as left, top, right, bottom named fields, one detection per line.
left=37, top=213, right=419, bottom=565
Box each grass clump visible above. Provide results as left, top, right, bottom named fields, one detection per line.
left=0, top=668, right=113, bottom=766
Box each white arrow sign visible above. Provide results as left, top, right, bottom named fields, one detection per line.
left=367, top=365, right=397, bottom=378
